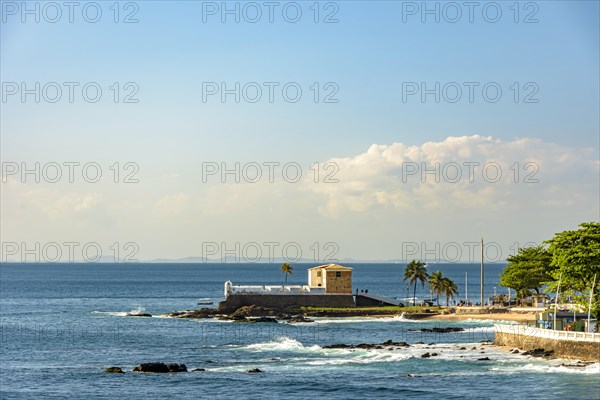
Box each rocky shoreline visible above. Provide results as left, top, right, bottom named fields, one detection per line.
left=162, top=305, right=444, bottom=322
left=157, top=304, right=535, bottom=323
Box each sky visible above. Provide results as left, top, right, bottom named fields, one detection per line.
left=1, top=0, right=599, bottom=262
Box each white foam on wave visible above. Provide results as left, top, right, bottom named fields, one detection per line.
left=91, top=305, right=147, bottom=317
left=491, top=362, right=600, bottom=375
left=244, top=336, right=323, bottom=353
left=129, top=305, right=146, bottom=314
left=91, top=311, right=129, bottom=317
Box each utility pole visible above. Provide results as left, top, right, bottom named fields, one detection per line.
left=554, top=272, right=562, bottom=330
left=480, top=237, right=484, bottom=306
left=587, top=273, right=597, bottom=333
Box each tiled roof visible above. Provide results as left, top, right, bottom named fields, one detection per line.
left=308, top=263, right=353, bottom=271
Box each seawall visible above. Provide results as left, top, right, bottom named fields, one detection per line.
left=494, top=325, right=600, bottom=362
left=218, top=294, right=356, bottom=312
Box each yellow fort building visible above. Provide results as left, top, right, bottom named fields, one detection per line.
left=308, top=264, right=353, bottom=294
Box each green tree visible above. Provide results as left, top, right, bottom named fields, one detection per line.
left=280, top=262, right=293, bottom=285
left=441, top=277, right=458, bottom=306
left=428, top=270, right=445, bottom=306
left=403, top=260, right=428, bottom=306
left=545, top=222, right=600, bottom=317
left=499, top=246, right=553, bottom=305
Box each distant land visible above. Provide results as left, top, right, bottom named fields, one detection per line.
left=1, top=256, right=505, bottom=264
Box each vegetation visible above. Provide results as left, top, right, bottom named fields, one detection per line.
left=428, top=270, right=445, bottom=306
left=403, top=260, right=428, bottom=305
left=428, top=270, right=458, bottom=306
left=442, top=277, right=458, bottom=306
left=499, top=222, right=600, bottom=317
left=545, top=222, right=600, bottom=317
left=280, top=262, right=293, bottom=284
left=499, top=246, right=553, bottom=305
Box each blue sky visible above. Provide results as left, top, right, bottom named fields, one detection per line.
left=1, top=1, right=599, bottom=261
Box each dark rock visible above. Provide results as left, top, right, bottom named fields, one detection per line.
left=408, top=327, right=464, bottom=333
left=242, top=316, right=278, bottom=323
left=168, top=363, right=187, bottom=372
left=421, top=352, right=431, bottom=358
left=401, top=373, right=417, bottom=378
left=428, top=343, right=436, bottom=346
left=323, top=340, right=410, bottom=350
left=477, top=357, right=491, bottom=361
left=323, top=343, right=351, bottom=349
left=247, top=368, right=263, bottom=373
left=560, top=361, right=593, bottom=368
left=191, top=368, right=206, bottom=372
left=133, top=363, right=169, bottom=373
left=287, top=315, right=314, bottom=323
left=459, top=347, right=467, bottom=350
left=127, top=313, right=152, bottom=317
left=430, top=353, right=439, bottom=357
left=415, top=341, right=425, bottom=345
left=132, top=363, right=187, bottom=373
left=169, top=308, right=216, bottom=319
left=521, top=348, right=554, bottom=358
left=104, top=367, right=124, bottom=373
left=232, top=305, right=275, bottom=318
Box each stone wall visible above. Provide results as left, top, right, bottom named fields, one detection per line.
left=494, top=331, right=600, bottom=361
left=218, top=294, right=356, bottom=312
left=324, top=270, right=352, bottom=294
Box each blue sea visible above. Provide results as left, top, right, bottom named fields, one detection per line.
left=1, top=263, right=599, bottom=399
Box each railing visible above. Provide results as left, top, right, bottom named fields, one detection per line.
left=224, top=281, right=327, bottom=296
left=495, top=324, right=600, bottom=342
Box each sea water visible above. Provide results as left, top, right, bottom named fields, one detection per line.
left=1, top=263, right=598, bottom=399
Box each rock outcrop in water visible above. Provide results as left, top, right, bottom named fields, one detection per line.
left=521, top=348, right=554, bottom=359
left=167, top=308, right=217, bottom=319
left=324, top=339, right=411, bottom=349
left=132, top=363, right=187, bottom=373
left=104, top=367, right=124, bottom=373
left=408, top=327, right=464, bottom=333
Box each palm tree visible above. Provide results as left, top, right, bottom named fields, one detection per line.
left=403, top=260, right=428, bottom=306
left=280, top=263, right=293, bottom=285
left=441, top=277, right=458, bottom=306
left=428, top=270, right=445, bottom=306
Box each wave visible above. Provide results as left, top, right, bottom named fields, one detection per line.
left=491, top=362, right=600, bottom=375
left=91, top=306, right=147, bottom=317
left=244, top=336, right=323, bottom=353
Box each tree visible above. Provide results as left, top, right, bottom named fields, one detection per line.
left=403, top=260, right=428, bottom=306
left=441, top=277, right=458, bottom=306
left=545, top=222, right=600, bottom=317
left=428, top=270, right=445, bottom=306
left=499, top=245, right=553, bottom=305
left=280, top=263, right=293, bottom=285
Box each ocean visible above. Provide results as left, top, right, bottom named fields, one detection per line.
left=1, top=263, right=598, bottom=399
